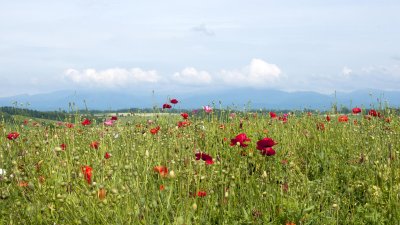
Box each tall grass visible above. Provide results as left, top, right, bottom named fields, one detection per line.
left=0, top=107, right=399, bottom=224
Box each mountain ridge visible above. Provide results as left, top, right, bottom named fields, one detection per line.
left=0, top=89, right=398, bottom=111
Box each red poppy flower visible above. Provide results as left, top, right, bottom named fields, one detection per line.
left=7, top=132, right=19, bottom=140
left=111, top=116, right=118, bottom=121
left=162, top=104, right=172, bottom=109
left=385, top=117, right=391, bottom=123
left=195, top=152, right=214, bottom=165
left=197, top=191, right=207, bottom=197
left=82, top=165, right=93, bottom=184
left=60, top=143, right=67, bottom=150
left=177, top=121, right=190, bottom=128
left=338, top=115, right=348, bottom=122
left=81, top=118, right=91, bottom=126
left=368, top=109, right=381, bottom=117
left=352, top=107, right=362, bottom=114
left=65, top=123, right=74, bottom=128
left=159, top=185, right=165, bottom=191
left=256, top=137, right=277, bottom=156
left=153, top=166, right=168, bottom=177
left=279, top=116, right=288, bottom=123
left=256, top=138, right=276, bottom=149
left=326, top=115, right=331, bottom=122
left=170, top=99, right=178, bottom=104
left=259, top=147, right=276, bottom=156
left=150, top=126, right=160, bottom=134
left=90, top=141, right=100, bottom=149
left=104, top=152, right=111, bottom=159
left=230, top=133, right=251, bottom=147
left=181, top=113, right=189, bottom=119
left=269, top=112, right=277, bottom=118
left=316, top=122, right=325, bottom=131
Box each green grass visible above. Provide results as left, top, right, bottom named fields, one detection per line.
left=0, top=109, right=399, bottom=224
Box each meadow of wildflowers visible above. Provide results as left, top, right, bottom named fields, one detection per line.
left=0, top=101, right=399, bottom=224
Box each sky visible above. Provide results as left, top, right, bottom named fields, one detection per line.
left=1, top=0, right=400, bottom=97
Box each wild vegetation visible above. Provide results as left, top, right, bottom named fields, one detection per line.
left=0, top=100, right=399, bottom=224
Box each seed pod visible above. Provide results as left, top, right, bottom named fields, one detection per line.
left=98, top=188, right=106, bottom=200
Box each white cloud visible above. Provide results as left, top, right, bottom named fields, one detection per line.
left=64, top=67, right=161, bottom=88
left=63, top=59, right=282, bottom=90
left=342, top=66, right=352, bottom=76
left=172, top=67, right=213, bottom=85
left=218, top=58, right=282, bottom=87
left=192, top=24, right=215, bottom=36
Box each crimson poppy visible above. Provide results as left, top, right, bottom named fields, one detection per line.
left=177, top=121, right=190, bottom=128
left=60, top=143, right=67, bottom=150
left=195, top=152, right=214, bottom=165
left=104, top=152, right=111, bottom=159
left=163, top=104, right=172, bottom=109
left=150, top=126, right=160, bottom=134
left=111, top=116, right=118, bottom=121
left=81, top=118, right=91, bottom=126
left=259, top=147, right=276, bottom=156
left=269, top=112, right=277, bottom=118
left=181, top=113, right=189, bottom=119
left=256, top=137, right=277, bottom=156
left=368, top=109, right=381, bottom=117
left=90, top=141, right=100, bottom=149
left=352, top=107, right=362, bottom=114
left=197, top=191, right=207, bottom=197
left=230, top=133, right=251, bottom=147
left=82, top=165, right=93, bottom=184
left=154, top=166, right=168, bottom=177
left=256, top=137, right=276, bottom=149
left=7, top=132, right=19, bottom=140
left=326, top=115, right=331, bottom=122
left=279, top=115, right=288, bottom=123
left=338, top=115, right=348, bottom=122
left=65, top=123, right=74, bottom=128
left=170, top=99, right=178, bottom=104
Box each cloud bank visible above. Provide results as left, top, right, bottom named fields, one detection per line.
left=219, top=58, right=281, bottom=87
left=172, top=67, right=213, bottom=85
left=63, top=59, right=400, bottom=94
left=64, top=58, right=283, bottom=89
left=64, top=68, right=161, bottom=88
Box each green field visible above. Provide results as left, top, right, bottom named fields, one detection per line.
left=0, top=107, right=399, bottom=224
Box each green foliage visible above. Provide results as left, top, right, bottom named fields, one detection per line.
left=0, top=107, right=399, bottom=224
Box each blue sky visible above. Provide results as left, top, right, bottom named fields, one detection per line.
left=1, top=0, right=400, bottom=97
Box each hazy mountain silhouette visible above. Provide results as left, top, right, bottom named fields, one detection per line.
left=0, top=89, right=398, bottom=111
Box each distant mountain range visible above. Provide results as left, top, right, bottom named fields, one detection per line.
left=0, top=89, right=398, bottom=111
